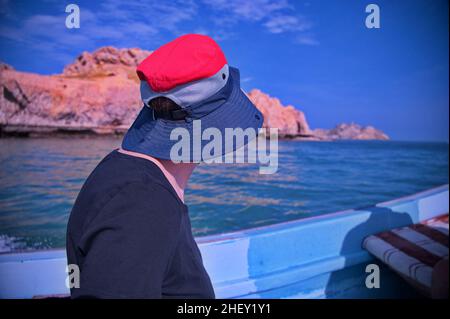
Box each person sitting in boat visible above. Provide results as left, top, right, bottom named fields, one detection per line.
left=66, top=34, right=263, bottom=298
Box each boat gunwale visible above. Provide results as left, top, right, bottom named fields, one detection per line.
left=196, top=184, right=449, bottom=244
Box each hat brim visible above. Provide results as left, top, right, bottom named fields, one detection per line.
left=122, top=67, right=264, bottom=162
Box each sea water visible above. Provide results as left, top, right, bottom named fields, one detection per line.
left=0, top=137, right=448, bottom=252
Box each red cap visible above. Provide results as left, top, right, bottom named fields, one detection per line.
left=137, top=34, right=227, bottom=92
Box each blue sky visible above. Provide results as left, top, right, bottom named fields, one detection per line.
left=0, top=0, right=448, bottom=141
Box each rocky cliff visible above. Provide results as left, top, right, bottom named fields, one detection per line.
left=0, top=47, right=151, bottom=135
left=0, top=46, right=388, bottom=140
left=247, top=89, right=312, bottom=137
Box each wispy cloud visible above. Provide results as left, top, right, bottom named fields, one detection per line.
left=264, top=14, right=311, bottom=34
left=0, top=1, right=199, bottom=49
left=0, top=0, right=318, bottom=65
left=98, top=0, right=198, bottom=35
left=203, top=0, right=316, bottom=41
left=295, top=34, right=319, bottom=46
left=205, top=0, right=292, bottom=22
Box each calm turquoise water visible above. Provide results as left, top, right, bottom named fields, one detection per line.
left=0, top=137, right=448, bottom=252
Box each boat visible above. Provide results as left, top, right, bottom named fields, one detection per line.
left=0, top=184, right=448, bottom=299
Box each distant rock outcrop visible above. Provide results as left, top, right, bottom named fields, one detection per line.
left=245, top=90, right=388, bottom=140
left=313, top=123, right=389, bottom=141
left=0, top=46, right=389, bottom=140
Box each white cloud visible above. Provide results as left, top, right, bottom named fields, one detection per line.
left=295, top=34, right=319, bottom=46
left=203, top=0, right=315, bottom=40
left=205, top=0, right=292, bottom=22
left=0, top=0, right=318, bottom=63
left=264, top=14, right=311, bottom=34
left=98, top=0, right=198, bottom=34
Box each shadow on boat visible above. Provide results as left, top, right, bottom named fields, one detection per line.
left=323, top=206, right=421, bottom=298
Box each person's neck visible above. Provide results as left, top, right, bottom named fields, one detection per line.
left=118, top=148, right=196, bottom=203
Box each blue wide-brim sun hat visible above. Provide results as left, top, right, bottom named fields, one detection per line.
left=122, top=67, right=264, bottom=162
left=121, top=34, right=264, bottom=162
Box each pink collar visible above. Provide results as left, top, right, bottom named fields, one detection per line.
left=118, top=148, right=185, bottom=203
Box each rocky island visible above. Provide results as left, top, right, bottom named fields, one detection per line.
left=0, top=47, right=388, bottom=141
